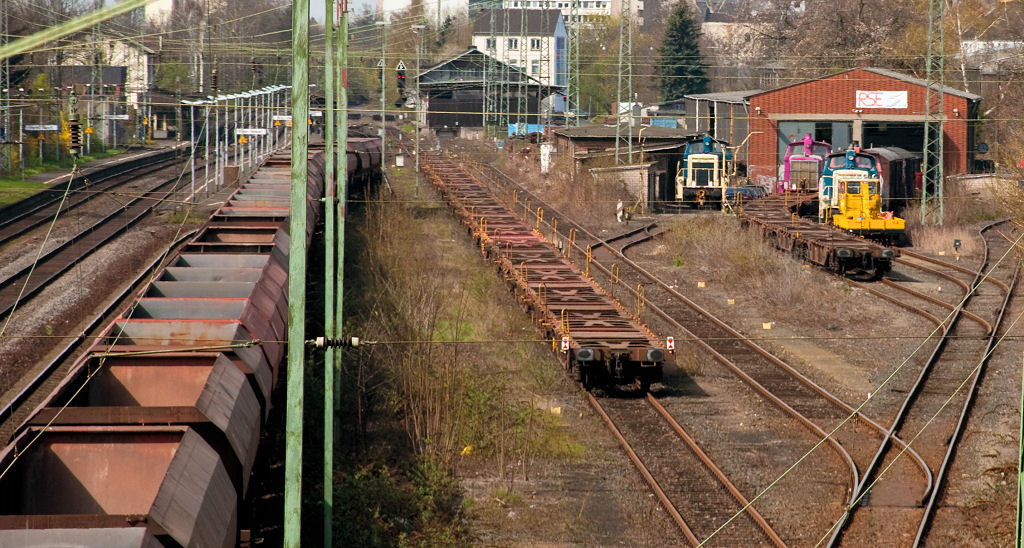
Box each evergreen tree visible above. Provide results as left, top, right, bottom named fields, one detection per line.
left=657, top=3, right=709, bottom=100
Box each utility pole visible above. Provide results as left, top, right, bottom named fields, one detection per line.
left=412, top=24, right=425, bottom=196
left=516, top=6, right=527, bottom=137
left=323, top=1, right=336, bottom=545
left=376, top=20, right=388, bottom=164
left=500, top=8, right=510, bottom=135
left=485, top=7, right=497, bottom=136
left=1, top=0, right=10, bottom=178
left=615, top=0, right=633, bottom=164
left=540, top=7, right=550, bottom=130
left=186, top=101, right=195, bottom=200
left=567, top=0, right=580, bottom=126
left=214, top=95, right=220, bottom=191
left=285, top=0, right=310, bottom=545
left=336, top=0, right=349, bottom=426
left=920, top=0, right=944, bottom=225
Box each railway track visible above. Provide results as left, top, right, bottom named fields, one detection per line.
left=592, top=392, right=783, bottom=547
left=441, top=148, right=1020, bottom=544
left=598, top=217, right=1020, bottom=547
left=421, top=151, right=788, bottom=545
left=0, top=153, right=184, bottom=246
left=0, top=230, right=195, bottom=441
left=827, top=221, right=1019, bottom=547
left=0, top=163, right=195, bottom=323
left=461, top=157, right=937, bottom=543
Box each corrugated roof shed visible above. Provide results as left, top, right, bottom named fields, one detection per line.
left=553, top=125, right=691, bottom=139
left=684, top=89, right=763, bottom=103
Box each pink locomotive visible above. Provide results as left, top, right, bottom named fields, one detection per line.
left=778, top=133, right=831, bottom=193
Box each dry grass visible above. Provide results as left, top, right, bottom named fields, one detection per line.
left=660, top=214, right=840, bottom=323
left=903, top=177, right=1008, bottom=256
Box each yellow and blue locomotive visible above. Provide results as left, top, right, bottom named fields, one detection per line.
left=819, top=147, right=905, bottom=243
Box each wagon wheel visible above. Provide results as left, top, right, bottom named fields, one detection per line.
left=571, top=359, right=584, bottom=383
left=639, top=379, right=651, bottom=393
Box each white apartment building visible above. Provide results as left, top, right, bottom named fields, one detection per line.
left=500, top=0, right=643, bottom=25
left=471, top=9, right=568, bottom=88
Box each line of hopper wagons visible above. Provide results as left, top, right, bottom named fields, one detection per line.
left=0, top=138, right=382, bottom=547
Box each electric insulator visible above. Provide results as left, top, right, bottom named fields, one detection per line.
left=69, top=120, right=82, bottom=155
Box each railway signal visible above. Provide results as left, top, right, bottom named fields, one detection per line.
left=68, top=89, right=82, bottom=157
left=396, top=60, right=406, bottom=90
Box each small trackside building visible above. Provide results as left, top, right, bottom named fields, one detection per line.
left=746, top=67, right=981, bottom=184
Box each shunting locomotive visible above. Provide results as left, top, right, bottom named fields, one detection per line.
left=817, top=145, right=905, bottom=243
left=674, top=134, right=732, bottom=207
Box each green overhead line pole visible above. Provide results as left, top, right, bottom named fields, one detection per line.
left=486, top=6, right=497, bottom=135
left=1017, top=352, right=1024, bottom=548
left=1, top=0, right=9, bottom=178
left=615, top=0, right=633, bottom=164
left=323, top=0, right=337, bottom=544
left=516, top=6, right=527, bottom=137
left=285, top=0, right=310, bottom=545
left=336, top=0, right=349, bottom=422
left=376, top=20, right=387, bottom=164
left=568, top=0, right=579, bottom=126
left=0, top=0, right=151, bottom=61
left=413, top=23, right=424, bottom=196
left=920, top=0, right=944, bottom=225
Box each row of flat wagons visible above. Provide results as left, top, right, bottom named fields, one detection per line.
left=422, top=152, right=667, bottom=392
left=0, top=139, right=381, bottom=547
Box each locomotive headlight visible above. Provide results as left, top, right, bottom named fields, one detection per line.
left=837, top=248, right=853, bottom=258
left=646, top=348, right=665, bottom=362
left=575, top=348, right=596, bottom=362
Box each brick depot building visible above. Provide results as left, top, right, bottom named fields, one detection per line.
left=746, top=68, right=981, bottom=183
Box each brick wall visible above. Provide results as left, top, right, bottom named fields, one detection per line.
left=747, top=69, right=972, bottom=181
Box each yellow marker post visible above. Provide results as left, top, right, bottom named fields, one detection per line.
left=239, top=135, right=248, bottom=144
left=697, top=281, right=706, bottom=288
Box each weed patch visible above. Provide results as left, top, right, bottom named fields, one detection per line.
left=0, top=180, right=46, bottom=206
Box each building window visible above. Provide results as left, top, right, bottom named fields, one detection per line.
left=508, top=38, right=518, bottom=49
left=531, top=60, right=540, bottom=75
left=530, top=38, right=542, bottom=50
left=486, top=37, right=496, bottom=50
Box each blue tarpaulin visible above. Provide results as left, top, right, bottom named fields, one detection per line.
left=508, top=123, right=545, bottom=136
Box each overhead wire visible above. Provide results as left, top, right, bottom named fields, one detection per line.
left=697, top=227, right=1024, bottom=546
